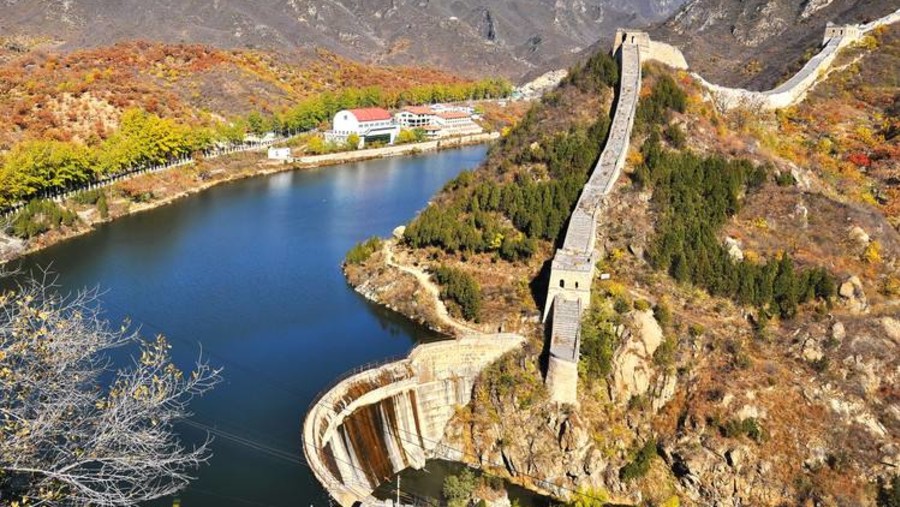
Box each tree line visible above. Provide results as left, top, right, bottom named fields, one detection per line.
left=0, top=78, right=513, bottom=209
left=275, top=79, right=512, bottom=135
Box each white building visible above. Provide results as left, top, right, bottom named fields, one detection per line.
left=325, top=108, right=399, bottom=147
left=394, top=106, right=436, bottom=128
left=434, top=111, right=483, bottom=137
left=267, top=147, right=292, bottom=161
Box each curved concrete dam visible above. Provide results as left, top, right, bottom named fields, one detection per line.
left=302, top=335, right=525, bottom=507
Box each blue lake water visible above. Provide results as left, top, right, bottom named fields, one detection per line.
left=14, top=146, right=490, bottom=507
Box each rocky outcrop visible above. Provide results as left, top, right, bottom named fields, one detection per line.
left=610, top=310, right=665, bottom=404
left=839, top=275, right=868, bottom=314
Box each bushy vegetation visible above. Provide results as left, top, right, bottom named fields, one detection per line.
left=620, top=439, right=658, bottom=481
left=637, top=133, right=836, bottom=319
left=404, top=116, right=609, bottom=257
left=433, top=266, right=483, bottom=322
left=878, top=475, right=900, bottom=507
left=402, top=52, right=619, bottom=261
left=442, top=468, right=477, bottom=507
left=719, top=417, right=765, bottom=442
left=635, top=72, right=686, bottom=132
left=579, top=301, right=619, bottom=379
left=395, top=128, right=428, bottom=145
left=563, top=50, right=620, bottom=92
left=10, top=199, right=78, bottom=238
left=345, top=237, right=383, bottom=265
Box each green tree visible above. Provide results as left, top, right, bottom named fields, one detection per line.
left=0, top=140, right=97, bottom=202
left=443, top=469, right=477, bottom=507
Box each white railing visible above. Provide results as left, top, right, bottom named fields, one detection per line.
left=1, top=134, right=293, bottom=217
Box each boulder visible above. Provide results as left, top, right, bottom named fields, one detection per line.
left=725, top=237, right=744, bottom=262
left=610, top=310, right=664, bottom=403
left=831, top=321, right=846, bottom=343
left=848, top=225, right=870, bottom=246
left=881, top=317, right=900, bottom=344
left=801, top=335, right=824, bottom=362
left=392, top=225, right=406, bottom=239
left=839, top=276, right=868, bottom=314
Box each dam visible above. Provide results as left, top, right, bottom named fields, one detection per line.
left=301, top=335, right=525, bottom=507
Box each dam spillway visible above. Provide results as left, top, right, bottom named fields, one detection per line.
left=302, top=335, right=525, bottom=507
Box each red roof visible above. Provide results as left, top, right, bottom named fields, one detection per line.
left=348, top=108, right=392, bottom=122
left=436, top=111, right=470, bottom=120
left=402, top=106, right=435, bottom=116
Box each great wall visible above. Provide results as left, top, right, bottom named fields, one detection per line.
left=303, top=10, right=900, bottom=503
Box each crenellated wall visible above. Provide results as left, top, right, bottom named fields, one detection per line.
left=302, top=335, right=525, bottom=507
left=692, top=8, right=900, bottom=110
left=542, top=38, right=643, bottom=405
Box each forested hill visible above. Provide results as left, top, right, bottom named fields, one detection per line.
left=0, top=41, right=512, bottom=208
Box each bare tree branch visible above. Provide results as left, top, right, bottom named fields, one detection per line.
left=0, top=276, right=222, bottom=506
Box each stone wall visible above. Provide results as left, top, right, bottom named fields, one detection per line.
left=542, top=40, right=642, bottom=405
left=303, top=335, right=525, bottom=507
left=692, top=8, right=900, bottom=111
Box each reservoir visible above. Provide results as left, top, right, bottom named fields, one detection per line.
left=14, top=146, right=500, bottom=506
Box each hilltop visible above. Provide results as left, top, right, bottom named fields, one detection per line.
left=0, top=41, right=491, bottom=150
left=651, top=0, right=897, bottom=89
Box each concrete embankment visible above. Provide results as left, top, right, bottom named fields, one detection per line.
left=302, top=335, right=525, bottom=507
left=294, top=132, right=500, bottom=167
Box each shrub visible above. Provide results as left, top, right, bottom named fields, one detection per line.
left=443, top=468, right=477, bottom=507
left=580, top=306, right=618, bottom=379
left=70, top=188, right=104, bottom=205
left=620, top=439, right=657, bottom=481
left=877, top=475, right=900, bottom=507
left=633, top=299, right=652, bottom=312
left=720, top=417, right=765, bottom=442
left=97, top=192, right=109, bottom=219
left=10, top=199, right=78, bottom=239
left=653, top=302, right=672, bottom=329
left=664, top=123, right=686, bottom=149
left=345, top=237, right=383, bottom=265
left=433, top=266, right=483, bottom=322
left=775, top=171, right=796, bottom=187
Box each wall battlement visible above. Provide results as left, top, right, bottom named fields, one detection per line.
left=693, top=8, right=899, bottom=110
left=542, top=40, right=642, bottom=405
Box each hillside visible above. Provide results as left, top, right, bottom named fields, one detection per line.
left=346, top=21, right=900, bottom=506
left=650, top=0, right=897, bottom=89
left=0, top=0, right=683, bottom=81
left=0, top=41, right=495, bottom=150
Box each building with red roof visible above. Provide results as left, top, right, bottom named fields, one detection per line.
left=326, top=108, right=399, bottom=147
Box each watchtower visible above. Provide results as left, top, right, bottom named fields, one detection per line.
left=823, top=22, right=861, bottom=45
left=612, top=29, right=650, bottom=56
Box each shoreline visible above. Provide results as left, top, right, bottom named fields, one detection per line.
left=3, top=134, right=497, bottom=265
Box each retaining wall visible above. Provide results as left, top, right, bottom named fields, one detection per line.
left=295, top=132, right=500, bottom=167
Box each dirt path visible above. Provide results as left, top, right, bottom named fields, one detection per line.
left=382, top=241, right=484, bottom=337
